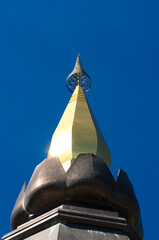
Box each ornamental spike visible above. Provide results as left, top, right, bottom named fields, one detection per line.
left=66, top=55, right=91, bottom=93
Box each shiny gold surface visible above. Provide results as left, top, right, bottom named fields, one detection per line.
left=48, top=85, right=111, bottom=171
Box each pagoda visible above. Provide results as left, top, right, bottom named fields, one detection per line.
left=2, top=56, right=143, bottom=240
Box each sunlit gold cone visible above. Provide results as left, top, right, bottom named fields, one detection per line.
left=48, top=85, right=111, bottom=171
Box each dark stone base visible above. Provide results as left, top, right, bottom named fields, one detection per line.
left=2, top=204, right=138, bottom=240
left=25, top=223, right=129, bottom=240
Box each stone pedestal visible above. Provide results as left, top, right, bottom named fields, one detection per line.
left=2, top=204, right=139, bottom=240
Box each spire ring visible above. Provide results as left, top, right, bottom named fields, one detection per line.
left=66, top=55, right=91, bottom=93
left=66, top=72, right=91, bottom=93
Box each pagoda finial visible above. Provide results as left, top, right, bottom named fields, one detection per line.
left=66, top=55, right=91, bottom=93
left=47, top=55, right=111, bottom=172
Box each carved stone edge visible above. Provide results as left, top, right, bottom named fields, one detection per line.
left=3, top=204, right=141, bottom=240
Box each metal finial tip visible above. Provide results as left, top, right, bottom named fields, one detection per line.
left=66, top=56, right=91, bottom=93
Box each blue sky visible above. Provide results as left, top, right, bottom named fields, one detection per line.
left=0, top=1, right=159, bottom=239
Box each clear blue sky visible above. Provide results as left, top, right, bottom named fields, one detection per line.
left=0, top=1, right=158, bottom=239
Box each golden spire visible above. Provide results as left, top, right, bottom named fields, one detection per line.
left=48, top=56, right=111, bottom=171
